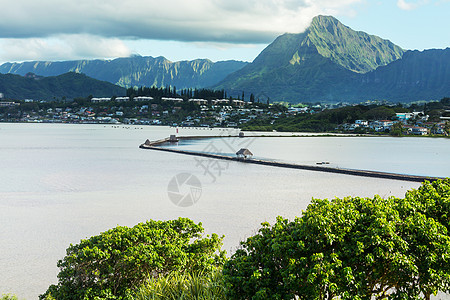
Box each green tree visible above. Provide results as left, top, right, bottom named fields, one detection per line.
left=41, top=218, right=225, bottom=300
left=224, top=179, right=450, bottom=299
left=390, top=121, right=403, bottom=136
left=444, top=121, right=450, bottom=136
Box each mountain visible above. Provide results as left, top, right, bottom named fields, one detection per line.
left=213, top=15, right=449, bottom=103
left=0, top=72, right=126, bottom=100
left=355, top=49, right=450, bottom=101
left=0, top=56, right=248, bottom=89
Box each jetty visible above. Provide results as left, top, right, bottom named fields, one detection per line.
left=140, top=136, right=444, bottom=183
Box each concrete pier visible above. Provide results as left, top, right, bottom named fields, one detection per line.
left=139, top=138, right=444, bottom=183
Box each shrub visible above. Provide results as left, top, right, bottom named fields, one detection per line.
left=224, top=179, right=450, bottom=299
left=134, top=270, right=226, bottom=300
left=41, top=218, right=225, bottom=300
left=1, top=295, right=18, bottom=300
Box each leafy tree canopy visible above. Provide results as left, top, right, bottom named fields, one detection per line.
left=224, top=179, right=450, bottom=300
left=41, top=218, right=225, bottom=300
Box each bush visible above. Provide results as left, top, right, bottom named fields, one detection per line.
left=41, top=218, right=225, bottom=300
left=1, top=295, right=18, bottom=300
left=224, top=179, right=450, bottom=299
left=134, top=270, right=226, bottom=300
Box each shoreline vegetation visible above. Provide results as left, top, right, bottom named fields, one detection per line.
left=0, top=90, right=448, bottom=137
left=0, top=122, right=449, bottom=140
left=3, top=179, right=449, bottom=299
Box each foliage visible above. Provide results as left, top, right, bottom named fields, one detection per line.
left=41, top=218, right=225, bottom=300
left=390, top=122, right=403, bottom=136
left=0, top=295, right=18, bottom=300
left=224, top=179, right=450, bottom=299
left=126, top=86, right=227, bottom=101
left=134, top=270, right=226, bottom=300
left=242, top=104, right=399, bottom=133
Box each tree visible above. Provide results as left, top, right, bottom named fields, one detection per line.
left=390, top=121, right=403, bottom=136
left=41, top=218, right=225, bottom=300
left=224, top=179, right=450, bottom=299
left=444, top=121, right=450, bottom=136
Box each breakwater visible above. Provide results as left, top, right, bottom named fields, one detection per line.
left=140, top=137, right=444, bottom=183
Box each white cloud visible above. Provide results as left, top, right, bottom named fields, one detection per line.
left=0, top=0, right=365, bottom=63
left=397, top=0, right=430, bottom=10
left=0, top=0, right=362, bottom=43
left=0, top=35, right=131, bottom=63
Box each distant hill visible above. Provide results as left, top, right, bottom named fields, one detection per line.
left=0, top=56, right=248, bottom=89
left=355, top=49, right=450, bottom=101
left=0, top=72, right=126, bottom=100
left=213, top=16, right=449, bottom=103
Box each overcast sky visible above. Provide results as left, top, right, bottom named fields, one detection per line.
left=0, top=0, right=448, bottom=64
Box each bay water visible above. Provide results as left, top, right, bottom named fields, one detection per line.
left=0, top=123, right=448, bottom=298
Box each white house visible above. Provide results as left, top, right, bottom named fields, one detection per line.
left=409, top=126, right=428, bottom=135
left=188, top=99, right=208, bottom=105
left=162, top=97, right=183, bottom=102
left=134, top=96, right=154, bottom=101
left=91, top=97, right=111, bottom=103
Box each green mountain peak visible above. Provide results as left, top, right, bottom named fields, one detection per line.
left=213, top=15, right=448, bottom=103
left=302, top=15, right=404, bottom=73
left=249, top=15, right=404, bottom=74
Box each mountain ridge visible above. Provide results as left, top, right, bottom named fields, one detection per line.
left=0, top=56, right=248, bottom=90
left=212, top=15, right=448, bottom=103
left=0, top=72, right=126, bottom=100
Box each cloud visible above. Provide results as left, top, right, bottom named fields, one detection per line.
left=0, top=0, right=365, bottom=63
left=0, top=35, right=131, bottom=62
left=0, top=0, right=362, bottom=44
left=397, top=0, right=429, bottom=10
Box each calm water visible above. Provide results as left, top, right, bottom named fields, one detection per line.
left=0, top=124, right=448, bottom=299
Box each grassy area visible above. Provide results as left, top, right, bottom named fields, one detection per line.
left=134, top=271, right=226, bottom=300
left=1, top=295, right=18, bottom=300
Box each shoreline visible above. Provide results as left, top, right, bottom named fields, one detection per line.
left=1, top=122, right=448, bottom=138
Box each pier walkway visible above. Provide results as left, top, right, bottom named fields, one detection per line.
left=140, top=136, right=443, bottom=183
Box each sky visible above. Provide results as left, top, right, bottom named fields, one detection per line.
left=0, top=0, right=448, bottom=65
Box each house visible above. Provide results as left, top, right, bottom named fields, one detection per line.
left=377, top=120, right=394, bottom=127
left=211, top=99, right=229, bottom=105
left=396, top=112, right=414, bottom=122
left=232, top=100, right=245, bottom=107
left=236, top=148, right=253, bottom=160
left=91, top=97, right=111, bottom=103
left=162, top=97, right=183, bottom=102
left=355, top=120, right=368, bottom=126
left=189, top=99, right=208, bottom=105
left=134, top=96, right=154, bottom=101
left=396, top=111, right=428, bottom=123
left=371, top=120, right=394, bottom=131
left=409, top=126, right=428, bottom=135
